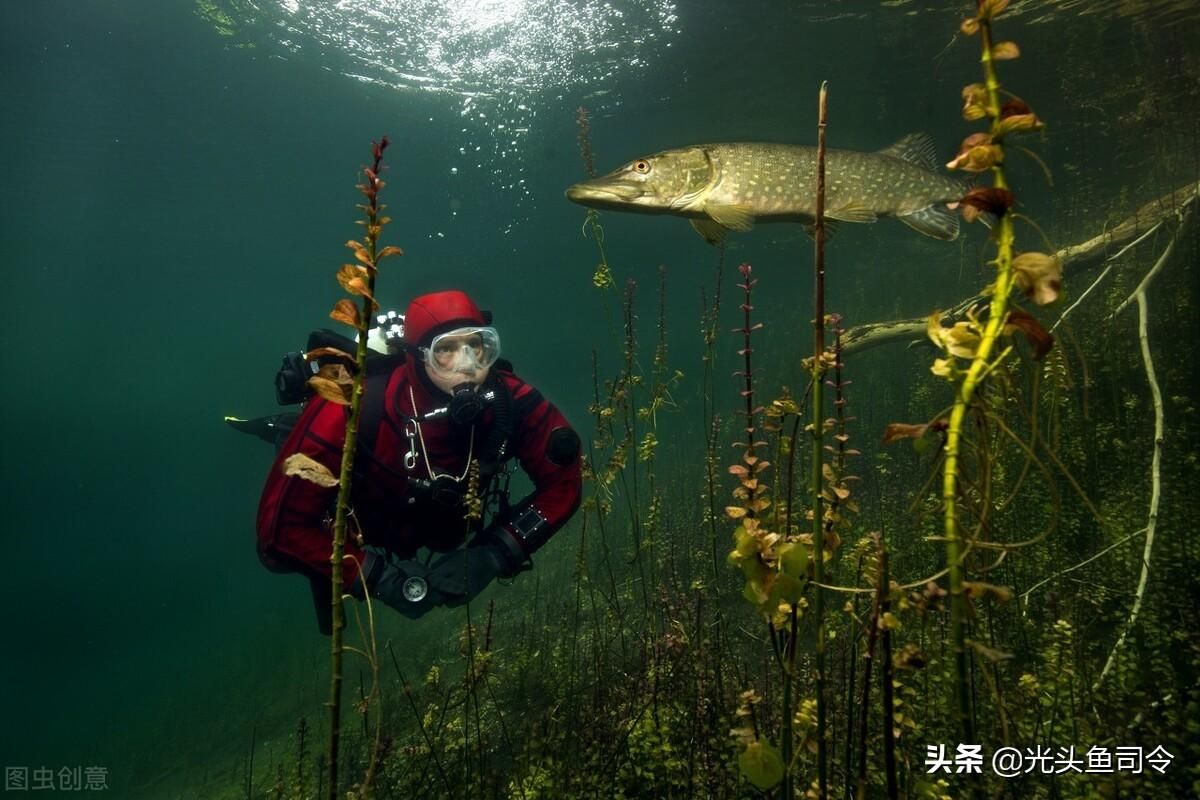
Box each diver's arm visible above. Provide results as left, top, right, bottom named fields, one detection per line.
left=491, top=388, right=583, bottom=565
left=426, top=382, right=582, bottom=604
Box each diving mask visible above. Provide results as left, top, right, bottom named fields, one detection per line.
left=420, top=326, right=501, bottom=379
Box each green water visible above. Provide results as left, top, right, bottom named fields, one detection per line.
left=2, top=1, right=1198, bottom=797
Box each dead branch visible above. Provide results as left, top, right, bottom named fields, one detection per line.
left=842, top=181, right=1199, bottom=356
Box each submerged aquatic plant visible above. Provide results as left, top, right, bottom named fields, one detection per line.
left=280, top=136, right=402, bottom=800
left=934, top=0, right=1056, bottom=751
left=726, top=83, right=850, bottom=799
left=576, top=106, right=614, bottom=291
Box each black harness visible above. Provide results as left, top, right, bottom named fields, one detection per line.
left=352, top=355, right=518, bottom=525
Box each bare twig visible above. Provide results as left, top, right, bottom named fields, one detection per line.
left=1092, top=215, right=1187, bottom=690
left=842, top=182, right=1199, bottom=355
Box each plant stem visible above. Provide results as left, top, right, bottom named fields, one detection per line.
left=809, top=79, right=830, bottom=800
left=879, top=544, right=898, bottom=800
left=327, top=137, right=389, bottom=800
left=855, top=538, right=882, bottom=800
left=943, top=18, right=1016, bottom=751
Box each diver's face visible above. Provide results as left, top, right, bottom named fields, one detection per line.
left=424, top=332, right=489, bottom=394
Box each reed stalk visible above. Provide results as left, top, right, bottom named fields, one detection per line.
left=943, top=3, right=1027, bottom=750
left=808, top=79, right=830, bottom=800
left=326, top=136, right=392, bottom=800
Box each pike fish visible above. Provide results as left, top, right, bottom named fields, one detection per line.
left=565, top=133, right=967, bottom=244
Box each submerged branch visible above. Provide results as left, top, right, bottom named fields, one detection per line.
left=842, top=181, right=1199, bottom=356
left=1093, top=222, right=1181, bottom=690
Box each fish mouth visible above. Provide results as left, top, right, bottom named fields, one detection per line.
left=565, top=180, right=646, bottom=209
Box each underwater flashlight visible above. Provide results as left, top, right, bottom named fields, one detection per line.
left=401, top=575, right=429, bottom=603
left=376, top=310, right=405, bottom=345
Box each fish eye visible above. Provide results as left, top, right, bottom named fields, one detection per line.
left=632, top=159, right=651, bottom=174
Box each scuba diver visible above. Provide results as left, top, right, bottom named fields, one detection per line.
left=235, top=289, right=582, bottom=634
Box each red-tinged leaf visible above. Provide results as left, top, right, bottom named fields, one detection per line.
left=330, top=298, right=360, bottom=328
left=308, top=375, right=351, bottom=405
left=995, top=113, right=1043, bottom=137
left=961, top=83, right=988, bottom=120
left=304, top=346, right=355, bottom=363
left=979, top=0, right=1009, bottom=19
left=377, top=245, right=404, bottom=259
left=753, top=461, right=770, bottom=473
left=345, top=239, right=367, bottom=252
left=354, top=248, right=375, bottom=268
left=947, top=138, right=1002, bottom=172
left=1005, top=307, right=1055, bottom=359
left=1000, top=99, right=1031, bottom=118
left=346, top=277, right=372, bottom=299
left=336, top=264, right=368, bottom=293
left=991, top=40, right=1020, bottom=60
left=959, top=187, right=1016, bottom=220
left=883, top=422, right=929, bottom=444
left=960, top=16, right=980, bottom=35
left=729, top=464, right=750, bottom=476
left=726, top=506, right=748, bottom=520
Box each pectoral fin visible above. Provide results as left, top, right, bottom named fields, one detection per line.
left=826, top=203, right=878, bottom=224
left=690, top=219, right=728, bottom=246
left=704, top=202, right=755, bottom=232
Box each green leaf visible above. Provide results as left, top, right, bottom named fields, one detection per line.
left=734, top=525, right=757, bottom=558
left=769, top=573, right=805, bottom=606
left=738, top=740, right=784, bottom=790
left=779, top=542, right=808, bottom=578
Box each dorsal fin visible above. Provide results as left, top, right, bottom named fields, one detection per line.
left=877, top=133, right=939, bottom=171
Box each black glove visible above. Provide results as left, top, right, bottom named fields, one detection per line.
left=426, top=534, right=525, bottom=607
left=351, top=548, right=446, bottom=619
